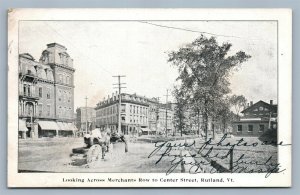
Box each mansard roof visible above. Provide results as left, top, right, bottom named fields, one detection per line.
left=19, top=53, right=35, bottom=61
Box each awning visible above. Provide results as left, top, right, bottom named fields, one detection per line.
left=38, top=121, right=59, bottom=131
left=57, top=122, right=74, bottom=131
left=69, top=123, right=78, bottom=131
left=57, top=122, right=66, bottom=130
left=19, top=119, right=28, bottom=132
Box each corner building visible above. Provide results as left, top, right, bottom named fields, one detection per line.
left=95, top=93, right=150, bottom=135
left=18, top=43, right=77, bottom=138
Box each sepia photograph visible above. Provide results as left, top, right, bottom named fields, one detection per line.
left=7, top=9, right=292, bottom=187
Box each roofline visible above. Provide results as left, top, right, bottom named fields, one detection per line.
left=241, top=100, right=277, bottom=113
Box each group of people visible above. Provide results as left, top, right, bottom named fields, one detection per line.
left=84, top=127, right=128, bottom=160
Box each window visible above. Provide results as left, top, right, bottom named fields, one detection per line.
left=47, top=105, right=51, bottom=116
left=23, top=84, right=27, bottom=96
left=38, top=104, right=43, bottom=117
left=121, top=116, right=125, bottom=122
left=46, top=88, right=50, bottom=99
left=27, top=85, right=31, bottom=96
left=259, top=125, right=265, bottom=132
left=248, top=125, right=253, bottom=132
left=66, top=76, right=70, bottom=84
left=237, top=125, right=242, bottom=132
left=121, top=104, right=126, bottom=113
left=38, top=87, right=43, bottom=98
left=59, top=74, right=63, bottom=83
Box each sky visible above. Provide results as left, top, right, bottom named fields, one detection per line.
left=19, top=21, right=277, bottom=108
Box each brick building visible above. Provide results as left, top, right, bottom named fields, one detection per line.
left=18, top=43, right=77, bottom=138
left=232, top=100, right=277, bottom=136
left=95, top=92, right=174, bottom=136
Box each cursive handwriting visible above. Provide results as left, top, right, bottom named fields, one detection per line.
left=148, top=134, right=290, bottom=177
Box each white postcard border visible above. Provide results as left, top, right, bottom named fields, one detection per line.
left=7, top=8, right=292, bottom=187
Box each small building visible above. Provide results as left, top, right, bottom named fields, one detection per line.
left=232, top=100, right=277, bottom=136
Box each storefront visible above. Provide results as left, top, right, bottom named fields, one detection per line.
left=18, top=119, right=28, bottom=139
left=57, top=122, right=76, bottom=137
left=37, top=120, right=59, bottom=137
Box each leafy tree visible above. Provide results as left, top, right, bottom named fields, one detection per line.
left=229, top=95, right=247, bottom=118
left=172, top=87, right=187, bottom=137
left=213, top=97, right=235, bottom=134
left=168, top=35, right=251, bottom=140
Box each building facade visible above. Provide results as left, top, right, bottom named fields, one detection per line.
left=95, top=93, right=175, bottom=136
left=18, top=43, right=77, bottom=138
left=76, top=107, right=96, bottom=133
left=95, top=93, right=150, bottom=135
left=232, top=100, right=277, bottom=136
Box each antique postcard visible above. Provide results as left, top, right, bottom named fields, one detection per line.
left=7, top=9, right=292, bottom=187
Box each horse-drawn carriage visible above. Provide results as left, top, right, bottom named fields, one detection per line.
left=70, top=128, right=127, bottom=166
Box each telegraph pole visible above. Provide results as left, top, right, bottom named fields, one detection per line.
left=113, top=75, right=126, bottom=134
left=85, top=96, right=88, bottom=134
left=155, top=97, right=160, bottom=136
left=164, top=89, right=169, bottom=137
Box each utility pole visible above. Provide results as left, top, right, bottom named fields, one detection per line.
left=113, top=75, right=126, bottom=134
left=164, top=89, right=169, bottom=137
left=85, top=96, right=88, bottom=134
left=155, top=97, right=160, bottom=136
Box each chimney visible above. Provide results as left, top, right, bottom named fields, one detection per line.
left=270, top=100, right=273, bottom=105
left=250, top=101, right=253, bottom=106
left=247, top=103, right=250, bottom=108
